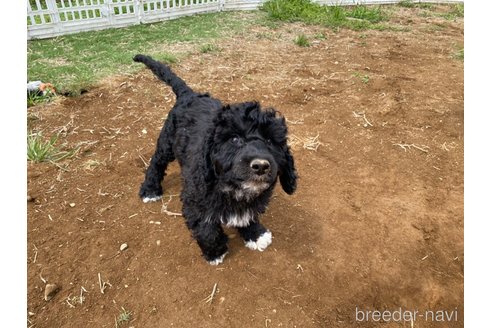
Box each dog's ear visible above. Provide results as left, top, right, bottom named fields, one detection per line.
left=263, top=109, right=298, bottom=195
left=279, top=144, right=297, bottom=195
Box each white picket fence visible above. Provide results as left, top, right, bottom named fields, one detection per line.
left=27, top=0, right=463, bottom=40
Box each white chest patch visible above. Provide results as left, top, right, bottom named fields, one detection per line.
left=223, top=211, right=254, bottom=228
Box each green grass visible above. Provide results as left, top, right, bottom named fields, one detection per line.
left=27, top=132, right=78, bottom=163
left=352, top=71, right=370, bottom=84
left=27, top=92, right=49, bottom=108
left=441, top=3, right=464, bottom=20
left=294, top=34, right=310, bottom=47
left=116, top=307, right=132, bottom=327
left=453, top=48, right=464, bottom=61
left=398, top=0, right=415, bottom=8
left=157, top=53, right=178, bottom=64
left=28, top=12, right=254, bottom=95
left=261, top=0, right=389, bottom=31
left=199, top=43, right=220, bottom=53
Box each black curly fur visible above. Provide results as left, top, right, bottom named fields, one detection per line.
left=134, top=54, right=297, bottom=264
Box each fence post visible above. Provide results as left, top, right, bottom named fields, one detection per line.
left=137, top=0, right=143, bottom=24
left=219, top=0, right=225, bottom=12
left=104, top=0, right=115, bottom=26
left=46, top=0, right=61, bottom=34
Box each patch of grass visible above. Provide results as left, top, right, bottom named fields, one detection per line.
left=453, top=48, right=464, bottom=61
left=294, top=34, right=310, bottom=47
left=155, top=53, right=178, bottom=64
left=27, top=132, right=78, bottom=163
left=199, top=43, right=220, bottom=53
left=261, top=0, right=389, bottom=30
left=27, top=85, right=57, bottom=107
left=429, top=21, right=447, bottom=31
left=398, top=0, right=415, bottom=8
left=28, top=12, right=254, bottom=95
left=116, top=307, right=132, bottom=327
left=83, top=159, right=105, bottom=171
left=257, top=17, right=282, bottom=29
left=313, top=32, right=326, bottom=40
left=416, top=3, right=433, bottom=9
left=27, top=93, right=48, bottom=108
left=347, top=5, right=387, bottom=23
left=441, top=3, right=464, bottom=20
left=352, top=71, right=370, bottom=84
left=256, top=31, right=278, bottom=40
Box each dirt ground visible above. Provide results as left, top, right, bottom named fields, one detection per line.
left=27, top=5, right=464, bottom=328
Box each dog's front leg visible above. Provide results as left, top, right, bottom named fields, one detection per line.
left=238, top=221, right=272, bottom=252
left=191, top=220, right=229, bottom=265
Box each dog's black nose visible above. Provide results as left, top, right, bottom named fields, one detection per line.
left=250, top=159, right=271, bottom=175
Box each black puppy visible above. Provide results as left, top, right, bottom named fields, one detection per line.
left=134, top=54, right=297, bottom=265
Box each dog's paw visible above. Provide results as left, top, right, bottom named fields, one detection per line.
left=141, top=195, right=163, bottom=203
left=245, top=230, right=272, bottom=252
left=207, top=252, right=227, bottom=265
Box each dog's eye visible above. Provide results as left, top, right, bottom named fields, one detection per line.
left=231, top=136, right=242, bottom=145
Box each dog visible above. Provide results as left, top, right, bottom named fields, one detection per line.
left=134, top=54, right=297, bottom=265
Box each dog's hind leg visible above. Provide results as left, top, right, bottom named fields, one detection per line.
left=139, top=119, right=176, bottom=203
left=238, top=222, right=272, bottom=252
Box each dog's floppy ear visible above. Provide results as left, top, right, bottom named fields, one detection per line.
left=279, top=144, right=297, bottom=195
left=265, top=109, right=298, bottom=195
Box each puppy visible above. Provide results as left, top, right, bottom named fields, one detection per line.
left=134, top=54, right=297, bottom=265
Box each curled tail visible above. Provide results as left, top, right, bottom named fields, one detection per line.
left=133, top=54, right=193, bottom=98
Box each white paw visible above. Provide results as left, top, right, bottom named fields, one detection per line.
left=207, top=252, right=227, bottom=265
left=142, top=195, right=162, bottom=203
left=245, top=231, right=272, bottom=252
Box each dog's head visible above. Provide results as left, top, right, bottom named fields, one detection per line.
left=210, top=102, right=297, bottom=200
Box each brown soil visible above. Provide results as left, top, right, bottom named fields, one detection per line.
left=27, top=6, right=464, bottom=328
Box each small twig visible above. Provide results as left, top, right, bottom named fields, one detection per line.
left=111, top=112, right=124, bottom=120
left=66, top=296, right=76, bottom=308
left=352, top=111, right=373, bottom=127
left=97, top=205, right=114, bottom=216
left=98, top=273, right=104, bottom=293
left=98, top=189, right=110, bottom=196
left=138, top=154, right=149, bottom=168
left=98, top=273, right=111, bottom=294
left=39, top=273, right=47, bottom=284
left=80, top=286, right=88, bottom=304
left=246, top=270, right=258, bottom=279
left=132, top=116, right=142, bottom=124
left=161, top=195, right=182, bottom=217
left=203, top=283, right=218, bottom=304
left=393, top=143, right=429, bottom=153
left=286, top=118, right=305, bottom=125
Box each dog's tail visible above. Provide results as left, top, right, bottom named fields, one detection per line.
left=133, top=54, right=193, bottom=98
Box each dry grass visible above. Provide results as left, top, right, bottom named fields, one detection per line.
left=288, top=133, right=322, bottom=151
